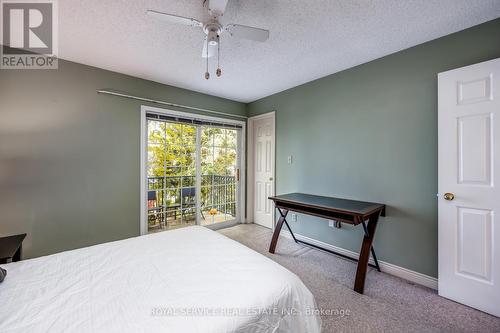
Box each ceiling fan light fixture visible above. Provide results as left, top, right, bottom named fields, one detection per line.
left=207, top=31, right=219, bottom=46
left=148, top=0, right=270, bottom=79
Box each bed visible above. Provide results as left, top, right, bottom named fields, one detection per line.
left=0, top=226, right=321, bottom=333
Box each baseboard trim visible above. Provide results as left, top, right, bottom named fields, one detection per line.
left=280, top=231, right=438, bottom=290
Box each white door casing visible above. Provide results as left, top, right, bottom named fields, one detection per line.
left=252, top=114, right=275, bottom=229
left=438, top=58, right=500, bottom=317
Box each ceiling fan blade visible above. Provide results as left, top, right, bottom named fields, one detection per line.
left=224, top=24, right=269, bottom=42
left=202, top=38, right=217, bottom=58
left=146, top=10, right=203, bottom=27
left=207, top=0, right=229, bottom=17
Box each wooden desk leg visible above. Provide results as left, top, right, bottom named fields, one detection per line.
left=269, top=209, right=288, bottom=254
left=354, top=212, right=380, bottom=294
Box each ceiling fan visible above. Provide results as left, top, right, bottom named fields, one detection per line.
left=146, top=0, right=270, bottom=79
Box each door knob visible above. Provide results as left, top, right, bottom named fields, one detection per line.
left=443, top=193, right=455, bottom=201
left=269, top=177, right=273, bottom=181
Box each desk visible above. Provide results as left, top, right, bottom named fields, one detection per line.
left=268, top=193, right=385, bottom=294
left=0, top=234, right=27, bottom=264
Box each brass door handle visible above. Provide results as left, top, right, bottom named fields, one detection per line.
left=443, top=193, right=455, bottom=201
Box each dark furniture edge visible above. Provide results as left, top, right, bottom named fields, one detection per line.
left=269, top=195, right=386, bottom=218
left=0, top=233, right=27, bottom=262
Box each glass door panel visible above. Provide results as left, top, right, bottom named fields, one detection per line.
left=147, top=120, right=167, bottom=232
left=147, top=120, right=198, bottom=232
left=200, top=126, right=239, bottom=225
left=146, top=117, right=240, bottom=233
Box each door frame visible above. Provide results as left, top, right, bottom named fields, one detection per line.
left=140, top=105, right=246, bottom=235
left=247, top=111, right=276, bottom=228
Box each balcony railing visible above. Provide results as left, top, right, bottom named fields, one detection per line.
left=147, top=175, right=237, bottom=222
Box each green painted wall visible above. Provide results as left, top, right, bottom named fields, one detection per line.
left=247, top=19, right=500, bottom=277
left=0, top=59, right=245, bottom=259
left=2, top=19, right=499, bottom=277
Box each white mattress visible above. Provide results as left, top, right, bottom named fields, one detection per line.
left=0, top=226, right=321, bottom=333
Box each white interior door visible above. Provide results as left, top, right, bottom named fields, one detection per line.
left=438, top=58, right=500, bottom=317
left=253, top=115, right=275, bottom=229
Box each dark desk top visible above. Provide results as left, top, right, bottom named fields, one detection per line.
left=0, top=234, right=27, bottom=261
left=269, top=193, right=385, bottom=217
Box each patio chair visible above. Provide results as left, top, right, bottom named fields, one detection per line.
left=181, top=187, right=206, bottom=221
left=148, top=190, right=165, bottom=228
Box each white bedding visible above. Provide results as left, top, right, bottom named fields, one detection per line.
left=0, top=226, right=321, bottom=333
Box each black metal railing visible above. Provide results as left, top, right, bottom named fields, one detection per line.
left=147, top=175, right=236, bottom=218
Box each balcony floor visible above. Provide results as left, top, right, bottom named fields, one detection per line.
left=148, top=213, right=234, bottom=233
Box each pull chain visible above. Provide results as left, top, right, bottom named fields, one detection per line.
left=205, top=38, right=210, bottom=80
left=216, top=36, right=222, bottom=77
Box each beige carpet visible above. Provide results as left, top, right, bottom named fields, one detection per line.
left=218, top=224, right=500, bottom=333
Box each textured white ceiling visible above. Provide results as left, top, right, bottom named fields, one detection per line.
left=59, top=0, right=500, bottom=103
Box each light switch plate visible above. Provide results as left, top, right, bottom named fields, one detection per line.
left=328, top=220, right=334, bottom=228
left=287, top=155, right=293, bottom=164
left=291, top=213, right=297, bottom=222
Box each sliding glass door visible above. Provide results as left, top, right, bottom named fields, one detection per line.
left=145, top=112, right=242, bottom=233
left=200, top=126, right=239, bottom=224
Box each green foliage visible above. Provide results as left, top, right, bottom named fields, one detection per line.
left=148, top=122, right=196, bottom=177
left=148, top=121, right=237, bottom=178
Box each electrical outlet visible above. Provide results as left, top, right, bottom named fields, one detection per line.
left=328, top=220, right=334, bottom=228
left=291, top=213, right=297, bottom=222
left=287, top=155, right=293, bottom=164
